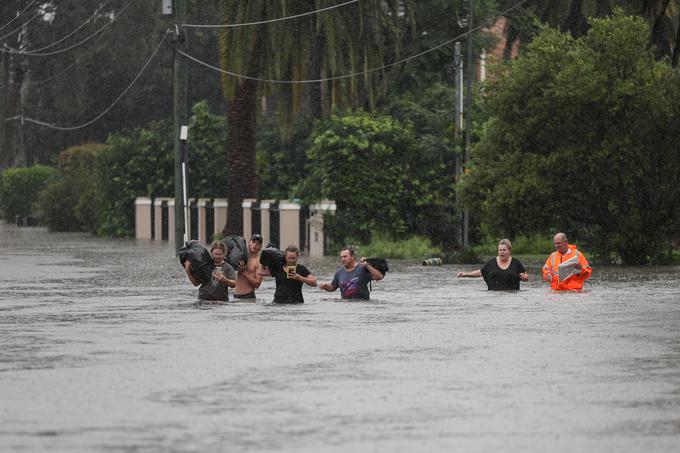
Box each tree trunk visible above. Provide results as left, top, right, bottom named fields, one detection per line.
left=649, top=0, right=671, bottom=59
left=564, top=0, right=588, bottom=38
left=0, top=50, right=26, bottom=169
left=671, top=16, right=680, bottom=67
left=224, top=77, right=258, bottom=236
left=309, top=31, right=324, bottom=118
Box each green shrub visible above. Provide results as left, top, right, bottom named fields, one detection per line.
left=97, top=101, right=227, bottom=237
left=0, top=165, right=59, bottom=221
left=301, top=111, right=418, bottom=244
left=38, top=143, right=105, bottom=232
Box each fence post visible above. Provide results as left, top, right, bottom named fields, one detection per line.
left=213, top=198, right=228, bottom=237
left=278, top=201, right=300, bottom=249
left=197, top=198, right=210, bottom=243
left=167, top=198, right=176, bottom=245
left=308, top=200, right=336, bottom=256
left=134, top=197, right=153, bottom=239
left=259, top=199, right=275, bottom=246
left=242, top=198, right=257, bottom=239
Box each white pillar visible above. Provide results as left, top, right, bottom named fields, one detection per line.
left=134, top=197, right=152, bottom=239
left=167, top=199, right=176, bottom=244
left=242, top=198, right=257, bottom=239
left=279, top=201, right=300, bottom=250
left=308, top=200, right=336, bottom=256
left=259, top=199, right=275, bottom=246
left=197, top=198, right=210, bottom=244
left=154, top=197, right=171, bottom=241
left=213, top=198, right=228, bottom=237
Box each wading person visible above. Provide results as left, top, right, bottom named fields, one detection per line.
left=319, top=246, right=384, bottom=300
left=234, top=234, right=264, bottom=300
left=259, top=245, right=316, bottom=304
left=184, top=241, right=236, bottom=301
left=457, top=238, right=528, bottom=290
left=542, top=232, right=592, bottom=291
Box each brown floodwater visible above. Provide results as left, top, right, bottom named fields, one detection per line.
left=1, top=223, right=679, bottom=452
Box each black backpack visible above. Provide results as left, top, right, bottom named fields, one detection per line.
left=260, top=246, right=285, bottom=270
left=366, top=257, right=389, bottom=276
left=222, top=235, right=249, bottom=270
left=179, top=240, right=214, bottom=284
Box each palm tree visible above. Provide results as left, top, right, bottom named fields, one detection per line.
left=217, top=0, right=410, bottom=235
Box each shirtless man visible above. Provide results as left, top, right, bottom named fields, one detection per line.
left=233, top=234, right=264, bottom=300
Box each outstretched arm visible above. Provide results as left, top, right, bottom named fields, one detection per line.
left=457, top=269, right=482, bottom=278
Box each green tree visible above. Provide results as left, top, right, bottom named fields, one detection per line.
left=0, top=164, right=59, bottom=221
left=462, top=11, right=680, bottom=264
left=38, top=143, right=105, bottom=232
left=301, top=110, right=417, bottom=244
left=217, top=0, right=411, bottom=235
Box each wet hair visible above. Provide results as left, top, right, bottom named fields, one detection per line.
left=210, top=241, right=226, bottom=253
left=285, top=244, right=299, bottom=255
left=498, top=238, right=512, bottom=251
left=340, top=246, right=356, bottom=257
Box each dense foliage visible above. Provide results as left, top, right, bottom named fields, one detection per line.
left=301, top=111, right=418, bottom=244
left=38, top=143, right=105, bottom=232
left=97, top=101, right=228, bottom=236
left=0, top=165, right=59, bottom=221
left=461, top=12, right=680, bottom=264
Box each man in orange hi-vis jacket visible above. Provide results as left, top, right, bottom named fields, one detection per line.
left=542, top=232, right=592, bottom=290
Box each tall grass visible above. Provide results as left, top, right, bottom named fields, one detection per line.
left=354, top=235, right=442, bottom=259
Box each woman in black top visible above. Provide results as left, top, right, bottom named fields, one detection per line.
left=457, top=239, right=528, bottom=290
left=259, top=245, right=317, bottom=303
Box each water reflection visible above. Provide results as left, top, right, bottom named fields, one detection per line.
left=1, top=223, right=679, bottom=452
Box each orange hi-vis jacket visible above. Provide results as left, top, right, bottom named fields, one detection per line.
left=542, top=244, right=592, bottom=291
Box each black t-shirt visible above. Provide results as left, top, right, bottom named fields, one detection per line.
left=481, top=257, right=526, bottom=290
left=270, top=264, right=311, bottom=303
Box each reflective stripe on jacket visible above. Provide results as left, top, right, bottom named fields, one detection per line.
left=542, top=244, right=591, bottom=290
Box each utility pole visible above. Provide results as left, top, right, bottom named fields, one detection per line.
left=171, top=0, right=188, bottom=254
left=463, top=0, right=474, bottom=248
left=453, top=42, right=464, bottom=247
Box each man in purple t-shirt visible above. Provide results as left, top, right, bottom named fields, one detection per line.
left=319, top=246, right=384, bottom=299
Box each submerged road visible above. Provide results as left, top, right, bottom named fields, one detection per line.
left=1, top=223, right=679, bottom=452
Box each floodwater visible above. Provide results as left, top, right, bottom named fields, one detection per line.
left=1, top=223, right=679, bottom=453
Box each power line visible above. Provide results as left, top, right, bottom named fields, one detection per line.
left=25, top=0, right=114, bottom=54
left=0, top=9, right=42, bottom=42
left=177, top=0, right=529, bottom=84
left=0, top=0, right=37, bottom=33
left=27, top=30, right=109, bottom=87
left=181, top=0, right=359, bottom=29
left=3, top=0, right=137, bottom=57
left=4, top=31, right=168, bottom=131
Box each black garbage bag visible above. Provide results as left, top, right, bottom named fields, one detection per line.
left=366, top=258, right=389, bottom=276
left=222, top=235, right=249, bottom=270
left=179, top=240, right=214, bottom=284
left=260, top=246, right=285, bottom=270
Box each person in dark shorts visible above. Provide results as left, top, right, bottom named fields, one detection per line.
left=259, top=245, right=317, bottom=304
left=319, top=246, right=384, bottom=299
left=184, top=241, right=237, bottom=301
left=456, top=238, right=528, bottom=290
left=234, top=234, right=263, bottom=300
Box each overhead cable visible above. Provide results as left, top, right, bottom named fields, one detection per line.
left=3, top=0, right=137, bottom=57
left=28, top=31, right=109, bottom=87
left=0, top=9, right=42, bottom=42
left=0, top=0, right=37, bottom=33
left=25, top=0, right=114, bottom=54
left=181, top=0, right=359, bottom=28
left=4, top=32, right=168, bottom=131
left=177, top=0, right=529, bottom=84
